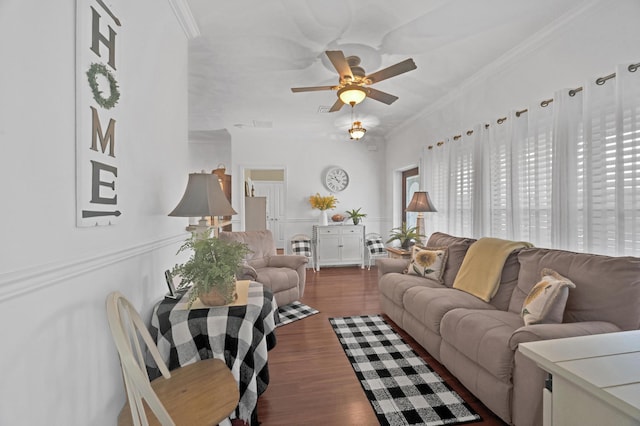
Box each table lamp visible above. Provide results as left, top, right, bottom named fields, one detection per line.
left=405, top=191, right=437, bottom=245
left=169, top=171, right=237, bottom=235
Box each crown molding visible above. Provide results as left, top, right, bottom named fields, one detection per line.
left=168, top=0, right=200, bottom=39
left=388, top=0, right=601, bottom=140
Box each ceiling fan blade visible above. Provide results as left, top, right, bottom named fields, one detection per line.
left=328, top=98, right=345, bottom=112
left=326, top=50, right=354, bottom=81
left=365, top=58, right=417, bottom=84
left=291, top=85, right=335, bottom=93
left=366, top=88, right=399, bottom=105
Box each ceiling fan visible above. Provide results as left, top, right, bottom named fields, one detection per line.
left=291, top=50, right=417, bottom=112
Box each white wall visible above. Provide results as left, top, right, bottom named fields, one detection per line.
left=230, top=127, right=389, bottom=239
left=188, top=129, right=232, bottom=173
left=0, top=1, right=191, bottom=424
left=384, top=0, right=640, bottom=231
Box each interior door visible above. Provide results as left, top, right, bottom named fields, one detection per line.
left=252, top=181, right=285, bottom=248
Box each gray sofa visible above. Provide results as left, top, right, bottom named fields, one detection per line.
left=377, top=232, right=640, bottom=426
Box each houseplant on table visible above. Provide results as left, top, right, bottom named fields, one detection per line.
left=309, top=193, right=338, bottom=225
left=171, top=229, right=251, bottom=307
left=387, top=222, right=424, bottom=250
left=345, top=208, right=367, bottom=225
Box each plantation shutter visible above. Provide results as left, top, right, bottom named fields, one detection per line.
left=448, top=136, right=474, bottom=237
left=487, top=114, right=513, bottom=239
left=521, top=103, right=554, bottom=248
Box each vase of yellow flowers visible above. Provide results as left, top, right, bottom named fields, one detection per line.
left=309, top=193, right=338, bottom=225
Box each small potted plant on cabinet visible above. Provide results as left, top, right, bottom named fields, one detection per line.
left=345, top=208, right=367, bottom=225
left=171, top=229, right=251, bottom=307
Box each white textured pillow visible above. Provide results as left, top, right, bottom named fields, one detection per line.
left=404, top=246, right=447, bottom=282
left=521, top=268, right=576, bottom=326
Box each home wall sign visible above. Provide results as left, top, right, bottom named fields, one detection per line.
left=76, top=0, right=122, bottom=227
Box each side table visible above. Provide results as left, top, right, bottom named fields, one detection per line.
left=148, top=281, right=278, bottom=425
left=386, top=247, right=412, bottom=260
left=519, top=330, right=640, bottom=426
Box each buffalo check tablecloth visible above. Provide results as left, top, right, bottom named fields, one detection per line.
left=148, top=281, right=278, bottom=425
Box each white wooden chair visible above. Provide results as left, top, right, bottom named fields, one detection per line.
left=106, top=291, right=239, bottom=426
left=365, top=232, right=388, bottom=270
left=289, top=233, right=315, bottom=272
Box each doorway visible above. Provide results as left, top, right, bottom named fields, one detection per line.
left=402, top=167, right=420, bottom=228
left=240, top=167, right=286, bottom=249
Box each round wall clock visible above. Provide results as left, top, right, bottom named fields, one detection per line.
left=324, top=167, right=349, bottom=192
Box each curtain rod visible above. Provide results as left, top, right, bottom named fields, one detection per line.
left=428, top=62, right=639, bottom=149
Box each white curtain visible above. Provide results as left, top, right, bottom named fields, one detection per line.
left=423, top=62, right=640, bottom=256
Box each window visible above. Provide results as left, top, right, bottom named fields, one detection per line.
left=402, top=167, right=419, bottom=228
left=423, top=63, right=640, bottom=256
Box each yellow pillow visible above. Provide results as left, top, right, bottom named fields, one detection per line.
left=521, top=268, right=576, bottom=326
left=404, top=246, right=447, bottom=282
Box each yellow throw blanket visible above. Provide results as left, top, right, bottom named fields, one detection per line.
left=453, top=237, right=533, bottom=302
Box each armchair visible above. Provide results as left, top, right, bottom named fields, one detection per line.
left=219, top=230, right=308, bottom=306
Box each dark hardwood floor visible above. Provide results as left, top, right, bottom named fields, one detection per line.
left=256, top=266, right=507, bottom=425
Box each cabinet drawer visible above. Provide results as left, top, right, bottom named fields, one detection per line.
left=341, top=227, right=361, bottom=234
left=316, top=227, right=339, bottom=235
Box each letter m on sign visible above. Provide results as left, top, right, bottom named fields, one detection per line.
left=90, top=106, right=115, bottom=157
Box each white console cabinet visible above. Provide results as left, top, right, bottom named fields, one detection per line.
left=312, top=225, right=364, bottom=270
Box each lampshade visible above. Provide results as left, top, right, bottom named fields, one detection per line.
left=169, top=172, right=237, bottom=218
left=406, top=191, right=437, bottom=212
left=349, top=121, right=366, bottom=140
left=338, top=85, right=367, bottom=105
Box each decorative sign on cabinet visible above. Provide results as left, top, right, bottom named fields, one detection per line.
left=312, top=225, right=365, bottom=270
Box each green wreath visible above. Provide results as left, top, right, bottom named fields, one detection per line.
left=86, top=62, right=120, bottom=109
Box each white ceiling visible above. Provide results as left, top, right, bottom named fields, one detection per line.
left=186, top=0, right=587, bottom=142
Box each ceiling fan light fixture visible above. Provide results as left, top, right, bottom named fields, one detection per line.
left=338, top=85, right=367, bottom=105
left=349, top=121, right=366, bottom=140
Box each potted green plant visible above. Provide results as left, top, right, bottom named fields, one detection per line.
left=387, top=222, right=424, bottom=249
left=171, top=229, right=251, bottom=307
left=345, top=208, right=367, bottom=225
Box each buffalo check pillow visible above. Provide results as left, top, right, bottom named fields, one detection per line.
left=291, top=240, right=312, bottom=257
left=366, top=237, right=386, bottom=254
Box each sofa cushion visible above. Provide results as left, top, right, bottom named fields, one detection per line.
left=403, top=287, right=496, bottom=335
left=489, top=250, right=522, bottom=311
left=510, top=248, right=640, bottom=330
left=426, top=232, right=476, bottom=287
left=404, top=246, right=447, bottom=282
left=440, top=308, right=524, bottom=383
left=378, top=272, right=444, bottom=307
left=521, top=268, right=576, bottom=325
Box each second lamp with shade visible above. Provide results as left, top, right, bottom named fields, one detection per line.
left=169, top=172, right=237, bottom=235
left=405, top=191, right=437, bottom=245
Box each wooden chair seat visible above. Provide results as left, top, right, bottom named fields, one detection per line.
left=118, top=358, right=239, bottom=426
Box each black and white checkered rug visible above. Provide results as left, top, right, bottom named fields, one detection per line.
left=329, top=315, right=481, bottom=426
left=277, top=301, right=319, bottom=327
